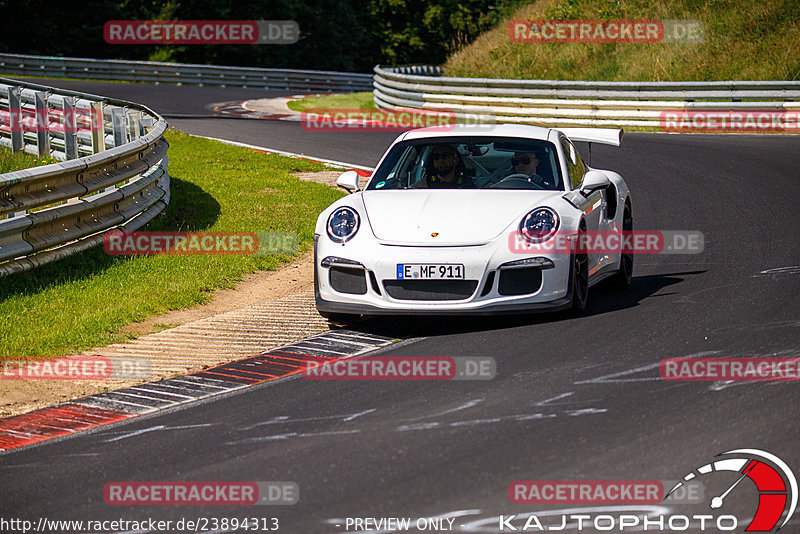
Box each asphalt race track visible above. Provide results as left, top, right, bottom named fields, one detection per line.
left=2, top=80, right=799, bottom=533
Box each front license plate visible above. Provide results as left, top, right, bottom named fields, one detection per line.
left=396, top=263, right=465, bottom=280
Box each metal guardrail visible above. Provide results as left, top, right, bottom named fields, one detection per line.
left=373, top=65, right=800, bottom=127
left=0, top=77, right=169, bottom=277
left=0, top=53, right=374, bottom=93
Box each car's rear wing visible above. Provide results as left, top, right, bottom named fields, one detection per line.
left=557, top=128, right=623, bottom=147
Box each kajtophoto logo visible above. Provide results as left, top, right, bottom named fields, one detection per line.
left=500, top=449, right=797, bottom=531
left=666, top=449, right=797, bottom=532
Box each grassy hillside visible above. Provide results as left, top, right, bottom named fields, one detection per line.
left=444, top=0, right=800, bottom=80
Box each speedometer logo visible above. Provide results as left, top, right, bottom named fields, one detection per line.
left=666, top=449, right=797, bottom=531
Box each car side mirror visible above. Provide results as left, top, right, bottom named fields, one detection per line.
left=580, top=170, right=610, bottom=195
left=336, top=170, right=360, bottom=193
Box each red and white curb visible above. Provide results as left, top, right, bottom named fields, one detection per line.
left=210, top=97, right=309, bottom=121
left=210, top=97, right=416, bottom=140
left=0, top=330, right=395, bottom=452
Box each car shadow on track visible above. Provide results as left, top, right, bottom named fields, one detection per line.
left=339, top=270, right=707, bottom=339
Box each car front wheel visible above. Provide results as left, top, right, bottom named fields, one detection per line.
left=570, top=228, right=589, bottom=312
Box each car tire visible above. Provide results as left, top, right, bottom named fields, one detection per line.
left=570, top=227, right=589, bottom=312
left=610, top=203, right=633, bottom=289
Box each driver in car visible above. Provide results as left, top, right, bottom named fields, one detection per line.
left=416, top=145, right=475, bottom=188
left=506, top=150, right=556, bottom=188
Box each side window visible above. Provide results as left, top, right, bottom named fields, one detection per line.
left=393, top=146, right=420, bottom=187
left=404, top=146, right=424, bottom=187
left=560, top=138, right=586, bottom=189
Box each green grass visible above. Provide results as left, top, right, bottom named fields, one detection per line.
left=288, top=91, right=444, bottom=124
left=287, top=92, right=376, bottom=112
left=0, top=129, right=345, bottom=359
left=0, top=150, right=59, bottom=174
left=444, top=0, right=800, bottom=81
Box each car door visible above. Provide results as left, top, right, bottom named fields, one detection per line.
left=560, top=136, right=604, bottom=273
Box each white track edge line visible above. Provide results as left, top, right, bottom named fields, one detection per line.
left=194, top=135, right=375, bottom=172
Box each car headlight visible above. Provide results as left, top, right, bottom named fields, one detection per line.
left=519, top=207, right=559, bottom=243
left=327, top=207, right=360, bottom=243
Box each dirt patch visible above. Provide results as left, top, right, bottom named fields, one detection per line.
left=0, top=251, right=317, bottom=418
left=0, top=171, right=341, bottom=419
left=121, top=251, right=314, bottom=336
left=294, top=170, right=346, bottom=188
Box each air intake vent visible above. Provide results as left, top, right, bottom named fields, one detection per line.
left=383, top=280, right=479, bottom=301
left=330, top=267, right=367, bottom=295
left=498, top=267, right=542, bottom=296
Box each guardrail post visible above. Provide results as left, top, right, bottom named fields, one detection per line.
left=111, top=107, right=126, bottom=147
left=8, top=86, right=23, bottom=153
left=139, top=117, right=154, bottom=135
left=90, top=101, right=105, bottom=154
left=62, top=96, right=78, bottom=160
left=34, top=91, right=50, bottom=158
left=127, top=110, right=141, bottom=140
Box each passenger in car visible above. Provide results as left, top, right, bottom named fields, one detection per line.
left=507, top=150, right=557, bottom=189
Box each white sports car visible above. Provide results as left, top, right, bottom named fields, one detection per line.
left=314, top=124, right=631, bottom=319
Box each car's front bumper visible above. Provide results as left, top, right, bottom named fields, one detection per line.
left=314, top=236, right=573, bottom=315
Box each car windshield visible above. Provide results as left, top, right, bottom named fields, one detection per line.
left=366, top=137, right=563, bottom=191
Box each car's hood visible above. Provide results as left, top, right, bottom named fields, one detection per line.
left=362, top=190, right=562, bottom=245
